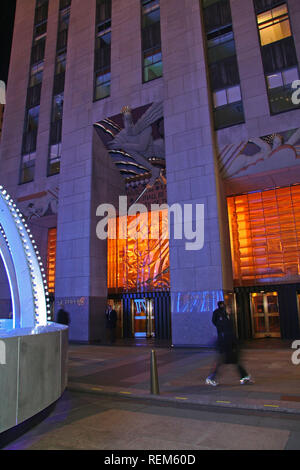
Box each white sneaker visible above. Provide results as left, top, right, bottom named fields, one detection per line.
left=240, top=375, right=253, bottom=385
left=205, top=377, right=219, bottom=387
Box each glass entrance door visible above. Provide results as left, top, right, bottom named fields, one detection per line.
left=250, top=292, right=281, bottom=338
left=131, top=299, right=155, bottom=338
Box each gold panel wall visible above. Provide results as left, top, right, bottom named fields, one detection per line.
left=108, top=209, right=170, bottom=293
left=227, top=185, right=300, bottom=286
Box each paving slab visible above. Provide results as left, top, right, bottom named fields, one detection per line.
left=67, top=339, right=300, bottom=415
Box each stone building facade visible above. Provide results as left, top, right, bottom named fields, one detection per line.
left=1, top=0, right=300, bottom=345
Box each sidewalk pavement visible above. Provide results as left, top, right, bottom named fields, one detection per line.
left=67, top=338, right=300, bottom=415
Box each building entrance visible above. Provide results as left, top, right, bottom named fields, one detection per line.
left=250, top=292, right=281, bottom=338
left=131, top=298, right=155, bottom=338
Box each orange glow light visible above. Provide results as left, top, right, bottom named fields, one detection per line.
left=228, top=185, right=300, bottom=286
left=107, top=209, right=170, bottom=293
left=47, top=227, right=57, bottom=293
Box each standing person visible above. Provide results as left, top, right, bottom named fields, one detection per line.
left=56, top=307, right=70, bottom=326
left=105, top=304, right=117, bottom=344
left=205, top=301, right=253, bottom=386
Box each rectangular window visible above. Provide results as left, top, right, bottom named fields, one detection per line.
left=23, top=105, right=40, bottom=148
left=94, top=0, right=111, bottom=100
left=20, top=153, right=36, bottom=184
left=20, top=0, right=49, bottom=184
left=254, top=0, right=288, bottom=15
left=203, top=0, right=232, bottom=35
left=257, top=4, right=291, bottom=46
left=255, top=1, right=300, bottom=115
left=48, top=143, right=61, bottom=176
left=48, top=1, right=71, bottom=176
left=29, top=61, right=44, bottom=87
left=202, top=0, right=245, bottom=129
left=141, top=0, right=162, bottom=83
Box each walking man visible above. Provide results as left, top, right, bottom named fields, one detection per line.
left=205, top=300, right=253, bottom=386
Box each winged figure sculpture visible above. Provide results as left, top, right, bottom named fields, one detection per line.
left=107, top=101, right=165, bottom=187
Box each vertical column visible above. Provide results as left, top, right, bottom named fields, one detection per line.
left=55, top=0, right=95, bottom=341
left=110, top=0, right=142, bottom=102
left=230, top=0, right=269, bottom=137
left=288, top=0, right=300, bottom=66
left=160, top=0, right=233, bottom=346
left=0, top=0, right=36, bottom=191
left=35, top=0, right=60, bottom=182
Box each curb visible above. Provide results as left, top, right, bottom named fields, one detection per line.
left=67, top=382, right=300, bottom=416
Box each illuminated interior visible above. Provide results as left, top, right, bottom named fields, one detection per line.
left=108, top=209, right=170, bottom=293
left=227, top=185, right=300, bottom=286
left=47, top=227, right=57, bottom=294
left=257, top=4, right=291, bottom=46
left=250, top=291, right=280, bottom=337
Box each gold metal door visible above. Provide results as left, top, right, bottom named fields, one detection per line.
left=251, top=292, right=280, bottom=338
left=132, top=299, right=155, bottom=338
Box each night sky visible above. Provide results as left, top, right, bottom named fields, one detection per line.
left=0, top=0, right=17, bottom=83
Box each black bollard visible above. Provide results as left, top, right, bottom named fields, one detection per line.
left=150, top=349, right=160, bottom=395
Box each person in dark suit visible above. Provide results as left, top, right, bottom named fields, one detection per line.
left=206, top=301, right=252, bottom=386
left=56, top=308, right=70, bottom=326
left=105, top=304, right=117, bottom=344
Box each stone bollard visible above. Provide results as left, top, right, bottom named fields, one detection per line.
left=150, top=349, right=160, bottom=395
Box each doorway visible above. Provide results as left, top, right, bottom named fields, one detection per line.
left=250, top=292, right=281, bottom=338
left=131, top=298, right=155, bottom=338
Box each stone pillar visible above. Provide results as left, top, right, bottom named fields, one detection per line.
left=54, top=0, right=96, bottom=341
left=0, top=0, right=36, bottom=191
left=160, top=0, right=233, bottom=346
left=35, top=0, right=60, bottom=182
left=55, top=0, right=125, bottom=342
left=288, top=0, right=300, bottom=66
left=230, top=0, right=269, bottom=137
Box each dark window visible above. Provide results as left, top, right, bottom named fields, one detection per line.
left=60, top=0, right=71, bottom=10
left=95, top=32, right=111, bottom=70
left=20, top=0, right=48, bottom=184
left=94, top=0, right=112, bottom=100
left=96, top=0, right=111, bottom=24
left=22, top=105, right=40, bottom=154
left=209, top=55, right=240, bottom=90
left=261, top=36, right=298, bottom=74
left=34, top=0, right=49, bottom=25
left=94, top=69, right=110, bottom=100
left=141, top=0, right=162, bottom=83
left=31, top=38, right=46, bottom=64
left=57, top=29, right=68, bottom=51
left=20, top=155, right=36, bottom=184
left=202, top=0, right=244, bottom=129
left=53, top=71, right=65, bottom=95
left=254, top=0, right=285, bottom=14
left=26, top=83, right=42, bottom=108
left=29, top=61, right=44, bottom=87
left=203, top=0, right=232, bottom=34
left=50, top=119, right=62, bottom=145
left=213, top=100, right=244, bottom=130
left=48, top=143, right=61, bottom=176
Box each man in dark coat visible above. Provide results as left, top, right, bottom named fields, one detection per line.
left=56, top=308, right=70, bottom=326
left=206, top=301, right=252, bottom=386
left=105, top=304, right=117, bottom=344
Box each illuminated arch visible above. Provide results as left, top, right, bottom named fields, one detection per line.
left=0, top=186, right=50, bottom=328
